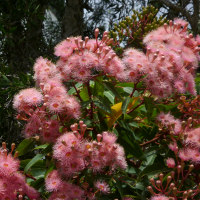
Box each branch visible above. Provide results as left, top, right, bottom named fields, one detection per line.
left=158, top=0, right=192, bottom=24
left=140, top=133, right=165, bottom=146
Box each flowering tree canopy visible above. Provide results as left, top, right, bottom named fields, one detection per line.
left=1, top=7, right=200, bottom=200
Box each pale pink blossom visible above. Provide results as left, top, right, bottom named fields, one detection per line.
left=13, top=88, right=43, bottom=112
left=95, top=180, right=110, bottom=193
left=166, top=158, right=176, bottom=168
left=151, top=194, right=169, bottom=200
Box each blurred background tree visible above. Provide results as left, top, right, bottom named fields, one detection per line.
left=0, top=0, right=199, bottom=144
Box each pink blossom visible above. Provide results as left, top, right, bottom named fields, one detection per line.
left=102, top=131, right=117, bottom=144
left=166, top=158, right=176, bottom=168
left=33, top=57, right=61, bottom=84
left=45, top=170, right=62, bottom=192
left=0, top=147, right=39, bottom=199
left=13, top=88, right=43, bottom=112
left=48, top=181, right=85, bottom=200
left=168, top=142, right=178, bottom=152
left=185, top=128, right=200, bottom=148
left=151, top=194, right=169, bottom=200
left=54, top=37, right=79, bottom=59
left=157, top=112, right=182, bottom=135
left=178, top=148, right=191, bottom=161
left=95, top=180, right=110, bottom=193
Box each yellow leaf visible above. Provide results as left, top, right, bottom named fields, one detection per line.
left=106, top=97, right=138, bottom=128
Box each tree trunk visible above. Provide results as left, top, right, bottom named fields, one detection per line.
left=62, top=0, right=84, bottom=38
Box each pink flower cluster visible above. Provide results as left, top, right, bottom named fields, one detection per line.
left=53, top=122, right=127, bottom=177
left=13, top=57, right=81, bottom=142
left=157, top=112, right=182, bottom=135
left=55, top=30, right=125, bottom=82
left=43, top=122, right=127, bottom=199
left=150, top=112, right=200, bottom=199
left=0, top=144, right=39, bottom=200
left=45, top=170, right=85, bottom=200
left=123, top=19, right=200, bottom=97
left=165, top=128, right=200, bottom=164
left=158, top=113, right=200, bottom=164
left=184, top=127, right=200, bottom=148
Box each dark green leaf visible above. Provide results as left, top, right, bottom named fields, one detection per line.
left=24, top=154, right=44, bottom=173
left=103, top=82, right=122, bottom=100
left=122, top=97, right=131, bottom=114
left=16, top=138, right=34, bottom=156
left=94, top=99, right=111, bottom=114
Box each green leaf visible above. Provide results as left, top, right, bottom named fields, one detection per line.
left=143, top=150, right=157, bottom=166
left=33, top=144, right=49, bottom=150
left=116, top=179, right=124, bottom=198
left=68, top=83, right=82, bottom=95
left=24, top=154, right=44, bottom=173
left=104, top=91, right=115, bottom=104
left=116, top=82, right=134, bottom=87
left=140, top=157, right=165, bottom=178
left=123, top=87, right=133, bottom=94
left=144, top=97, right=154, bottom=120
left=122, top=97, right=131, bottom=114
left=2, top=75, right=10, bottom=83
left=94, top=99, right=111, bottom=114
left=93, top=77, right=104, bottom=97
left=16, top=138, right=34, bottom=156
left=80, top=85, right=90, bottom=101
left=103, top=82, right=122, bottom=100
left=129, top=121, right=139, bottom=128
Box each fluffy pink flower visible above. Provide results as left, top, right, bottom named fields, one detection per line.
left=53, top=129, right=127, bottom=176
left=102, top=131, right=117, bottom=144
left=48, top=181, right=85, bottom=200
left=13, top=88, right=43, bottom=112
left=188, top=148, right=200, bottom=163
left=33, top=57, right=61, bottom=84
left=122, top=48, right=149, bottom=82
left=0, top=146, right=39, bottom=199
left=53, top=132, right=81, bottom=160
left=174, top=18, right=188, bottom=28
left=168, top=142, right=178, bottom=152
left=45, top=170, right=62, bottom=192
left=174, top=80, right=185, bottom=93
left=157, top=112, right=182, bottom=135
left=64, top=96, right=81, bottom=119
left=178, top=148, right=190, bottom=161
left=151, top=194, right=169, bottom=200
left=89, top=132, right=127, bottom=172
left=24, top=113, right=41, bottom=137
left=64, top=51, right=98, bottom=82
left=166, top=158, right=175, bottom=168
left=95, top=180, right=110, bottom=193
left=53, top=132, right=85, bottom=176
left=54, top=37, right=79, bottom=59
left=185, top=128, right=200, bottom=148
left=0, top=153, right=19, bottom=177
left=41, top=120, right=61, bottom=143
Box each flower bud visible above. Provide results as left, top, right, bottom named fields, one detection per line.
left=147, top=186, right=154, bottom=194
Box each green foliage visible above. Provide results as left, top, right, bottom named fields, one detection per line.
left=0, top=71, right=33, bottom=144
